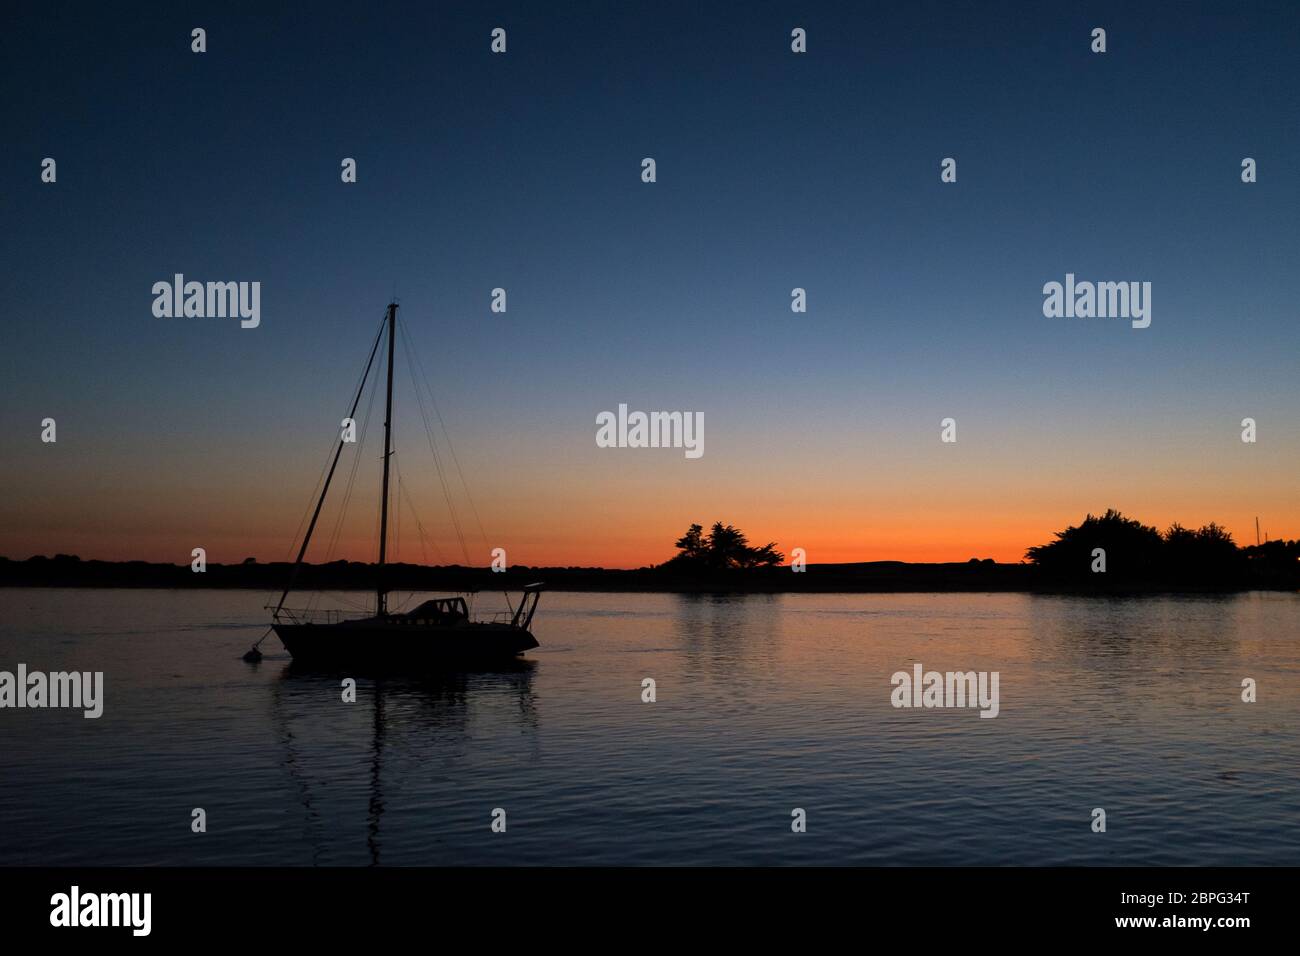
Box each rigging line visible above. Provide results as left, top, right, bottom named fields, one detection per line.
left=398, top=321, right=492, bottom=551
left=392, top=469, right=413, bottom=571
left=400, top=317, right=512, bottom=608
left=395, top=462, right=448, bottom=566
left=399, top=319, right=514, bottom=611
left=390, top=467, right=407, bottom=613
left=286, top=308, right=387, bottom=568
left=388, top=455, right=421, bottom=615
left=385, top=465, right=425, bottom=615
left=397, top=328, right=472, bottom=565
left=283, top=450, right=330, bottom=563
left=318, top=356, right=382, bottom=613
left=396, top=473, right=415, bottom=566
left=399, top=338, right=468, bottom=565
left=313, top=341, right=384, bottom=615
left=266, top=314, right=383, bottom=610
left=267, top=444, right=332, bottom=614
left=273, top=311, right=388, bottom=618
left=371, top=427, right=393, bottom=614
left=319, top=345, right=381, bottom=567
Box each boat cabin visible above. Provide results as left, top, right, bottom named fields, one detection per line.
left=395, top=597, right=470, bottom=626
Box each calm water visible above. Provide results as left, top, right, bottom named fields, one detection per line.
left=0, top=588, right=1296, bottom=866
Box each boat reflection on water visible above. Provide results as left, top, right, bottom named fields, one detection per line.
left=269, top=658, right=539, bottom=865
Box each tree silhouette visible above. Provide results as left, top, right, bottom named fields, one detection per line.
left=1163, top=521, right=1241, bottom=582
left=667, top=521, right=784, bottom=570
left=674, top=524, right=707, bottom=561
left=1026, top=509, right=1246, bottom=583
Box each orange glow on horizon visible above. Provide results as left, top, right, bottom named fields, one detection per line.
left=4, top=506, right=1296, bottom=570
left=5, top=417, right=1297, bottom=569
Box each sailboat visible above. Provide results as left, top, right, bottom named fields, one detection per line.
left=265, top=302, right=541, bottom=665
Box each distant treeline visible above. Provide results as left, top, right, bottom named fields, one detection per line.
left=0, top=554, right=1034, bottom=593
left=1024, top=509, right=1300, bottom=588
left=2, top=511, right=1296, bottom=593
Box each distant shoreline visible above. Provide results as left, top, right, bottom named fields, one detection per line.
left=2, top=556, right=1295, bottom=594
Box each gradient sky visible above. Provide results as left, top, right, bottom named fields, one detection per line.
left=2, top=1, right=1297, bottom=568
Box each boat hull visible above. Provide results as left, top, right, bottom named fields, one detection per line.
left=273, top=620, right=538, bottom=666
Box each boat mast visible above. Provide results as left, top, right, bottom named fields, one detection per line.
left=376, top=301, right=398, bottom=615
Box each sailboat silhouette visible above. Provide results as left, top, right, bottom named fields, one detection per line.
left=269, top=302, right=541, bottom=665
